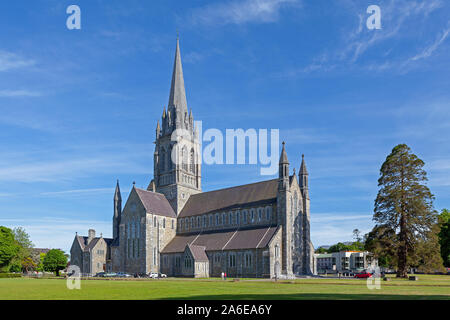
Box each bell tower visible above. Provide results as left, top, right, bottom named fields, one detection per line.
left=153, top=37, right=201, bottom=214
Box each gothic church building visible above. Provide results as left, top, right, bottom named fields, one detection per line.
left=70, top=39, right=315, bottom=278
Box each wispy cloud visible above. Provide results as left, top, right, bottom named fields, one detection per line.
left=40, top=188, right=114, bottom=197
left=0, top=217, right=112, bottom=253
left=0, top=50, right=35, bottom=71
left=409, top=25, right=450, bottom=61
left=0, top=90, right=42, bottom=97
left=189, top=0, right=299, bottom=26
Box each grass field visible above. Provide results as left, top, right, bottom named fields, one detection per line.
left=1, top=274, right=449, bottom=300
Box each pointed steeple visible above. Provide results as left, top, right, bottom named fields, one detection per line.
left=299, top=154, right=308, bottom=175
left=279, top=141, right=289, bottom=164
left=299, top=154, right=309, bottom=192
left=156, top=120, right=161, bottom=138
left=168, top=37, right=188, bottom=114
left=113, top=179, right=122, bottom=241
left=114, top=179, right=121, bottom=202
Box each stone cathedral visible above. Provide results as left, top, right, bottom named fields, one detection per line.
left=70, top=39, right=315, bottom=278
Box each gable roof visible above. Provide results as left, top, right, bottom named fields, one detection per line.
left=187, top=244, right=209, bottom=262
left=134, top=187, right=176, bottom=218
left=162, top=226, right=278, bottom=254
left=179, top=179, right=279, bottom=218
left=75, top=236, right=113, bottom=252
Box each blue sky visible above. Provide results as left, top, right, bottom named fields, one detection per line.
left=0, top=0, right=449, bottom=253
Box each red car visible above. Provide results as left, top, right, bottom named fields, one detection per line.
left=354, top=271, right=372, bottom=278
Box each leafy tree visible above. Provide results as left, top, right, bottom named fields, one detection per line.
left=372, top=144, right=443, bottom=278
left=0, top=226, right=19, bottom=272
left=327, top=241, right=364, bottom=253
left=43, top=249, right=67, bottom=276
left=438, top=209, right=450, bottom=267
left=21, top=257, right=37, bottom=273
left=315, top=247, right=328, bottom=254
left=11, top=227, right=34, bottom=272
left=353, top=229, right=362, bottom=242
left=36, top=253, right=46, bottom=272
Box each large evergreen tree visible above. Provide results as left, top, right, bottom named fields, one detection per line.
left=372, top=144, right=443, bottom=278
left=438, top=209, right=450, bottom=267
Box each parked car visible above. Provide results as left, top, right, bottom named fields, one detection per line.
left=94, top=272, right=106, bottom=277
left=116, top=272, right=132, bottom=278
left=104, top=272, right=117, bottom=278
left=354, top=271, right=372, bottom=278
left=159, top=273, right=167, bottom=278
left=149, top=272, right=159, bottom=279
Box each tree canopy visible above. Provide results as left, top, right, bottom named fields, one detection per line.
left=0, top=226, right=20, bottom=271
left=43, top=249, right=68, bottom=275
left=438, top=209, right=450, bottom=267
left=369, top=144, right=444, bottom=277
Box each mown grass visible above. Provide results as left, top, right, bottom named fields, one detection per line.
left=1, top=274, right=449, bottom=300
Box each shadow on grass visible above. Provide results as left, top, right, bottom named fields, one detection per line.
left=160, top=293, right=450, bottom=300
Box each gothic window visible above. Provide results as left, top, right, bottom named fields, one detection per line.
left=127, top=223, right=130, bottom=239
left=275, top=244, right=280, bottom=258
left=245, top=252, right=253, bottom=267
left=250, top=209, right=255, bottom=223
left=258, top=208, right=262, bottom=221
left=222, top=212, right=226, bottom=225
left=243, top=210, right=248, bottom=224
left=190, top=148, right=195, bottom=173
left=236, top=211, right=240, bottom=225
left=182, top=146, right=188, bottom=171
left=215, top=213, right=219, bottom=225
left=229, top=212, right=233, bottom=225
left=163, top=218, right=166, bottom=228
left=203, top=215, right=207, bottom=227
left=137, top=219, right=140, bottom=238
left=154, top=216, right=157, bottom=227
left=209, top=215, right=213, bottom=226
left=197, top=216, right=201, bottom=228
left=160, top=147, right=166, bottom=171
left=172, top=219, right=174, bottom=229
left=168, top=145, right=173, bottom=170
left=266, top=206, right=271, bottom=221
left=229, top=253, right=236, bottom=267
left=191, top=217, right=195, bottom=229
left=131, top=219, right=135, bottom=239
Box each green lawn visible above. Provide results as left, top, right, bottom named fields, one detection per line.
left=1, top=274, right=449, bottom=300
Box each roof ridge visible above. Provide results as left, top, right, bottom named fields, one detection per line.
left=191, top=178, right=278, bottom=197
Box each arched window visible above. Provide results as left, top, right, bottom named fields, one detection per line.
left=258, top=208, right=262, bottom=221
left=182, top=146, right=188, bottom=171
left=136, top=219, right=140, bottom=238
left=203, top=215, right=207, bottom=227
left=131, top=219, right=135, bottom=239
left=250, top=209, right=255, bottom=223
left=191, top=217, right=195, bottom=228
left=236, top=211, right=240, bottom=225
left=266, top=206, right=271, bottom=221
left=229, top=212, right=233, bottom=225
left=168, top=145, right=173, bottom=170
left=160, top=147, right=166, bottom=171
left=190, top=148, right=195, bottom=173
left=222, top=212, right=226, bottom=225
left=163, top=218, right=166, bottom=228
left=243, top=210, right=248, bottom=224
left=154, top=216, right=157, bottom=227
left=197, top=216, right=201, bottom=228
left=275, top=244, right=280, bottom=258
left=215, top=213, right=219, bottom=225
left=209, top=215, right=213, bottom=226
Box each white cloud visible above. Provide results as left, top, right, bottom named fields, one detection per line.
left=190, top=0, right=299, bottom=26
left=409, top=26, right=449, bottom=61
left=0, top=217, right=112, bottom=253
left=0, top=50, right=35, bottom=71
left=0, top=90, right=42, bottom=97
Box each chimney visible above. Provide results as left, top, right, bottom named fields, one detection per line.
left=87, top=229, right=96, bottom=244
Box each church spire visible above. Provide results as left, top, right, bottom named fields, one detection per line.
left=113, top=179, right=122, bottom=241
left=168, top=37, right=188, bottom=114
left=299, top=154, right=309, bottom=193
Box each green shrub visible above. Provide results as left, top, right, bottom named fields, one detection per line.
left=0, top=273, right=22, bottom=278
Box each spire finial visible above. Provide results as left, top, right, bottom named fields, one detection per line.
left=176, top=29, right=179, bottom=40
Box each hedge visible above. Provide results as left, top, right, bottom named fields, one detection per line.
left=0, top=273, right=22, bottom=278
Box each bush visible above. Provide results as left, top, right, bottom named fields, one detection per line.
left=0, top=273, right=21, bottom=278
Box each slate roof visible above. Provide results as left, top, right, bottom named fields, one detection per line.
left=76, top=236, right=113, bottom=252
left=162, top=226, right=278, bottom=254
left=134, top=187, right=177, bottom=218
left=187, top=245, right=209, bottom=262
left=178, top=179, right=279, bottom=218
